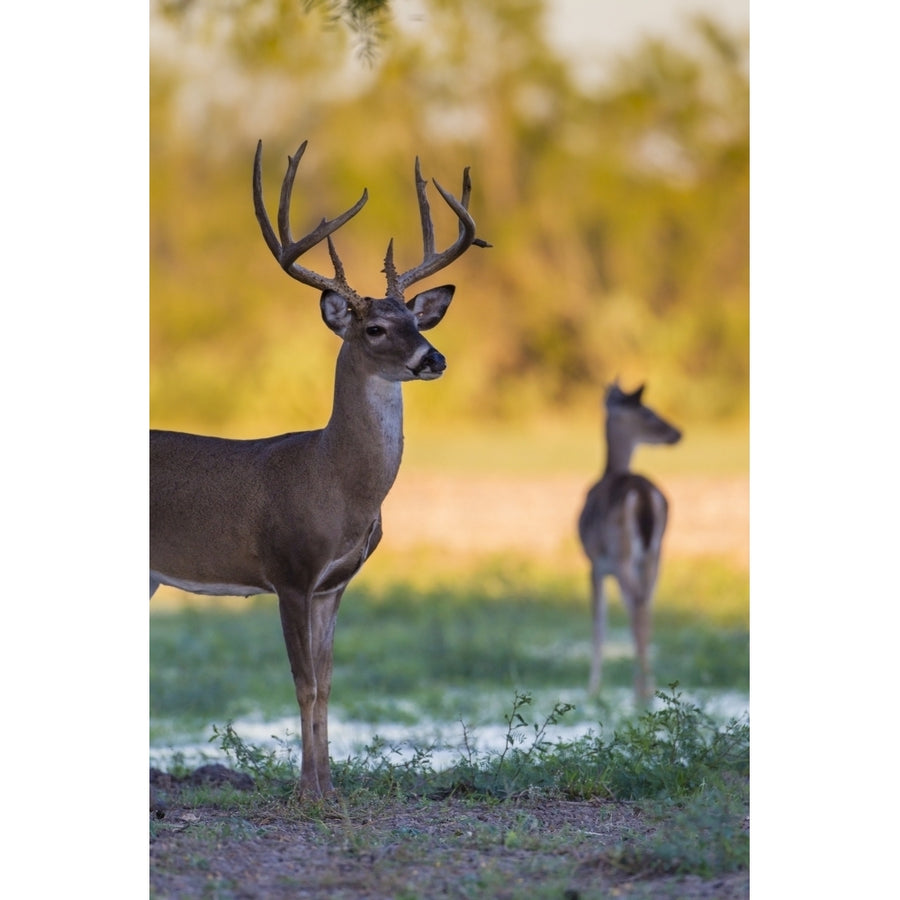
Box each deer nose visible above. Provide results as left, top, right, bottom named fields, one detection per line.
left=410, top=348, right=446, bottom=378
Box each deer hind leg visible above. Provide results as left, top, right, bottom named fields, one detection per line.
left=619, top=493, right=662, bottom=703
left=621, top=581, right=653, bottom=703
left=588, top=563, right=607, bottom=694
left=277, top=586, right=342, bottom=799
left=627, top=548, right=666, bottom=702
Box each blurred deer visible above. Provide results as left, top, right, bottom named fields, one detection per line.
left=150, top=139, right=489, bottom=798
left=578, top=382, right=682, bottom=701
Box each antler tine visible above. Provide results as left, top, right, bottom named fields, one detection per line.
left=383, top=238, right=400, bottom=298
left=383, top=158, right=432, bottom=299
left=415, top=157, right=436, bottom=261
left=253, top=140, right=285, bottom=263
left=390, top=160, right=490, bottom=298
left=253, top=139, right=368, bottom=303
left=275, top=140, right=308, bottom=249
left=326, top=235, right=349, bottom=285
left=459, top=166, right=473, bottom=209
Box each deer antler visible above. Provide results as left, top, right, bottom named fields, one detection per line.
left=383, top=158, right=491, bottom=300
left=253, top=140, right=369, bottom=308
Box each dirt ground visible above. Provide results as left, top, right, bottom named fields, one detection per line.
left=150, top=768, right=749, bottom=899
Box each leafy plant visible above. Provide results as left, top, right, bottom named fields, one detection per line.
left=557, top=683, right=749, bottom=801
left=203, top=682, right=749, bottom=807
left=183, top=685, right=749, bottom=882
left=211, top=722, right=299, bottom=791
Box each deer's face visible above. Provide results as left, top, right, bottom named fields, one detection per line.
left=610, top=403, right=682, bottom=447
left=605, top=384, right=682, bottom=447
left=320, top=286, right=455, bottom=382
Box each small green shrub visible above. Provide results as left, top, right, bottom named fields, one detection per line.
left=194, top=685, right=749, bottom=879
left=577, top=683, right=749, bottom=801
left=210, top=722, right=298, bottom=795
left=208, top=686, right=747, bottom=808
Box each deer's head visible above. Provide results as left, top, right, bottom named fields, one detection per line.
left=253, top=140, right=489, bottom=383
left=605, top=382, right=682, bottom=446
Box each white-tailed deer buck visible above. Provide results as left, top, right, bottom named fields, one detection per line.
left=150, top=139, right=488, bottom=798
left=577, top=382, right=682, bottom=701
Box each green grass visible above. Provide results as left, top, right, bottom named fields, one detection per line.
left=200, top=684, right=749, bottom=802
left=150, top=557, right=748, bottom=740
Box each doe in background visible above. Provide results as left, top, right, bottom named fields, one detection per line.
left=577, top=382, right=682, bottom=701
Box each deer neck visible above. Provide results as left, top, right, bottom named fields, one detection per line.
left=324, top=342, right=405, bottom=492
left=603, top=422, right=635, bottom=477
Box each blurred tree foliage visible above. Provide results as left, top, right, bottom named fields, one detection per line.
left=157, top=0, right=392, bottom=62
left=150, top=0, right=748, bottom=435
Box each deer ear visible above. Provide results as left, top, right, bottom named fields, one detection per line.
left=406, top=285, right=455, bottom=331
left=320, top=290, right=355, bottom=337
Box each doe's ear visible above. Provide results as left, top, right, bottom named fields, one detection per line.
left=406, top=284, right=455, bottom=331
left=320, top=290, right=355, bottom=337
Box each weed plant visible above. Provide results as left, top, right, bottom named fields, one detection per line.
left=205, top=684, right=748, bottom=805
left=185, top=685, right=749, bottom=880
left=151, top=684, right=750, bottom=884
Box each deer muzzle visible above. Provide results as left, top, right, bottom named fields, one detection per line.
left=409, top=347, right=447, bottom=380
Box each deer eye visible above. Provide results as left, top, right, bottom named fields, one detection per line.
left=366, top=325, right=385, bottom=336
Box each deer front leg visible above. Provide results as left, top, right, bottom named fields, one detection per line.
left=588, top=564, right=607, bottom=694
left=307, top=587, right=344, bottom=794
left=277, top=588, right=337, bottom=799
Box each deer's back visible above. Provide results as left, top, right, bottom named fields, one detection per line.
left=578, top=473, right=668, bottom=570
left=150, top=429, right=309, bottom=511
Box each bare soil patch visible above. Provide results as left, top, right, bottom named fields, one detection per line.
left=150, top=769, right=748, bottom=900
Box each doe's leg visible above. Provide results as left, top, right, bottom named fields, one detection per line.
left=620, top=573, right=654, bottom=703
left=588, top=564, right=607, bottom=694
